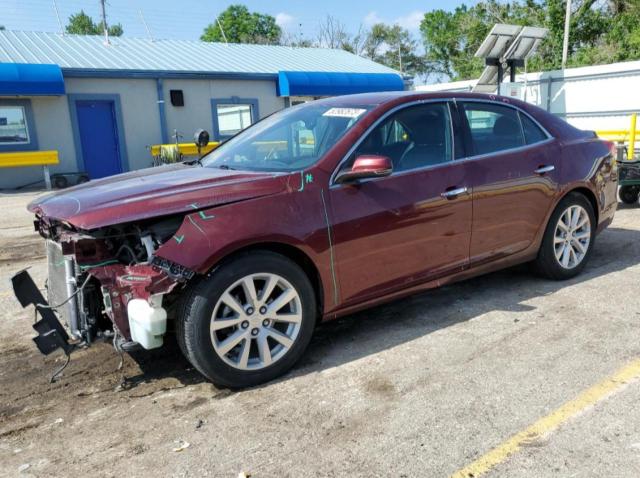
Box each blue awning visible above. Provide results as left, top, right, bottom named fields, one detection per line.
left=0, top=63, right=65, bottom=96
left=277, top=71, right=404, bottom=97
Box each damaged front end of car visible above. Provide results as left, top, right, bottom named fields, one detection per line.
left=12, top=213, right=195, bottom=358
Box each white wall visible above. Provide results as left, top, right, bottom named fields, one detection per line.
left=0, top=76, right=286, bottom=189
left=162, top=78, right=284, bottom=141
left=64, top=77, right=161, bottom=171
left=416, top=60, right=640, bottom=133
left=0, top=95, right=76, bottom=189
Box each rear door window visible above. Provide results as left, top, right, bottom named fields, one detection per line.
left=462, top=103, right=525, bottom=156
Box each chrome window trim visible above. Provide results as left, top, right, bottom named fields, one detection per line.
left=456, top=137, right=555, bottom=163
left=457, top=98, right=553, bottom=141
left=329, top=97, right=556, bottom=188
left=329, top=99, right=455, bottom=187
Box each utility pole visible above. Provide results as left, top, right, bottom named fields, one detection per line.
left=100, top=0, right=109, bottom=45
left=561, top=0, right=572, bottom=69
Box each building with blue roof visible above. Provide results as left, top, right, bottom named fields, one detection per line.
left=0, top=30, right=403, bottom=188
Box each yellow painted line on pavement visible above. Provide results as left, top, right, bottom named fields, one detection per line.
left=450, top=358, right=640, bottom=478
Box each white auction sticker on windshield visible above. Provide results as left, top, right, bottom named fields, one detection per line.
left=322, top=108, right=366, bottom=118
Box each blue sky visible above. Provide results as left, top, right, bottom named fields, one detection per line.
left=3, top=0, right=473, bottom=41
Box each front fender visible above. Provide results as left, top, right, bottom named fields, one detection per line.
left=154, top=181, right=337, bottom=313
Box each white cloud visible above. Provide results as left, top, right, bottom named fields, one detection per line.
left=363, top=11, right=383, bottom=26
left=275, top=12, right=295, bottom=28
left=395, top=11, right=424, bottom=31
left=362, top=10, right=425, bottom=32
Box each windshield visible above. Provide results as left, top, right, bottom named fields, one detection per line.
left=201, top=103, right=373, bottom=172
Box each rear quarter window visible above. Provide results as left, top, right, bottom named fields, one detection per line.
left=519, top=112, right=548, bottom=145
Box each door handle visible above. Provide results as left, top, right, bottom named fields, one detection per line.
left=534, top=165, right=555, bottom=174
left=441, top=186, right=468, bottom=199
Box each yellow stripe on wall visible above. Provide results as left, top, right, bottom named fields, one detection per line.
left=0, top=150, right=59, bottom=168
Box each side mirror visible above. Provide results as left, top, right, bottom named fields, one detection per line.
left=194, top=129, right=210, bottom=148
left=335, top=155, right=393, bottom=184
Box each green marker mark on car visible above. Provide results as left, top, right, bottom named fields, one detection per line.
left=198, top=211, right=215, bottom=220
left=297, top=171, right=314, bottom=192
left=174, top=235, right=185, bottom=244
left=188, top=202, right=214, bottom=220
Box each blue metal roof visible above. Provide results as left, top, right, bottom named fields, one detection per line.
left=277, top=71, right=405, bottom=97
left=0, top=31, right=400, bottom=78
left=0, top=63, right=64, bottom=95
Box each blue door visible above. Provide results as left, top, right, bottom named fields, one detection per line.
left=75, top=100, right=122, bottom=178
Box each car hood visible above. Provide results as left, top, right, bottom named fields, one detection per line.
left=29, top=164, right=288, bottom=230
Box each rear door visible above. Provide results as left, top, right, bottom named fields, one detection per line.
left=458, top=101, right=561, bottom=265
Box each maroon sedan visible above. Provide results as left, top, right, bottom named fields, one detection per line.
left=15, top=92, right=618, bottom=387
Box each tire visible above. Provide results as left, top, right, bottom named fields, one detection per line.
left=177, top=251, right=317, bottom=388
left=53, top=176, right=68, bottom=189
left=533, top=192, right=596, bottom=280
left=619, top=185, right=640, bottom=205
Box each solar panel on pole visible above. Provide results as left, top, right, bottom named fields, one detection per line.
left=472, top=23, right=548, bottom=95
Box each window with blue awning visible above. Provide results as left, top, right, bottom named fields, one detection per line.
left=277, top=71, right=404, bottom=97
left=0, top=63, right=65, bottom=96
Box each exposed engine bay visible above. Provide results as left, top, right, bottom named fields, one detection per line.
left=13, top=212, right=196, bottom=361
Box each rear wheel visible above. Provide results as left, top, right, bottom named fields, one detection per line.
left=177, top=251, right=316, bottom=388
left=619, top=185, right=640, bottom=205
left=533, top=193, right=595, bottom=280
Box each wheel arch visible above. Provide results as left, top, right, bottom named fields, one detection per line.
left=208, top=242, right=325, bottom=319
left=563, top=186, right=599, bottom=224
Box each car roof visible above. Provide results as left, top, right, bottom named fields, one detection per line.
left=313, top=91, right=585, bottom=141
left=315, top=90, right=516, bottom=106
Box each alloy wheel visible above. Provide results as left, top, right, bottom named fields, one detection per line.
left=553, top=205, right=591, bottom=269
left=210, top=273, right=302, bottom=370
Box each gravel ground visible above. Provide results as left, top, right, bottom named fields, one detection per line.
left=0, top=190, right=639, bottom=478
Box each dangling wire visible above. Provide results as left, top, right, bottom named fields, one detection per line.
left=37, top=275, right=92, bottom=310
left=112, top=327, right=130, bottom=391
left=50, top=353, right=71, bottom=383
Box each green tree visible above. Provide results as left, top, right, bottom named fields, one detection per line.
left=363, top=24, right=428, bottom=78
left=65, top=10, right=123, bottom=36
left=420, top=1, right=533, bottom=80
left=201, top=5, right=281, bottom=44
left=420, top=0, right=640, bottom=81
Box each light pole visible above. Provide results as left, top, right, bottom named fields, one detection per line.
left=562, top=0, right=572, bottom=69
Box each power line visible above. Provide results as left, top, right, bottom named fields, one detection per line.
left=51, top=0, right=64, bottom=34
left=99, top=0, right=109, bottom=44
left=138, top=9, right=153, bottom=41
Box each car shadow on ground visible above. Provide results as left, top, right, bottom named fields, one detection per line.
left=125, top=224, right=640, bottom=392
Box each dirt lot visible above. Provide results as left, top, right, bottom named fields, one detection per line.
left=1, top=191, right=639, bottom=478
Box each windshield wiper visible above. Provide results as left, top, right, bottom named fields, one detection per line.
left=217, top=164, right=236, bottom=170
left=183, top=157, right=203, bottom=167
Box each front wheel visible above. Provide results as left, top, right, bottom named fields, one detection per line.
left=177, top=251, right=317, bottom=388
left=533, top=193, right=596, bottom=280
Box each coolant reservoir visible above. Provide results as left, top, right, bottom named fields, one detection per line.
left=127, top=298, right=167, bottom=349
